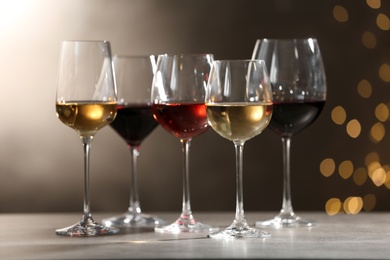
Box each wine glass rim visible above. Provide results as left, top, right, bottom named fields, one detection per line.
left=213, top=59, right=265, bottom=63
left=255, top=38, right=318, bottom=42
left=61, top=40, right=110, bottom=43
left=157, top=53, right=214, bottom=57
left=113, top=54, right=159, bottom=59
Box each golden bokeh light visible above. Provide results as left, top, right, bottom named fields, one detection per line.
left=367, top=0, right=381, bottom=9
left=371, top=167, right=386, bottom=186
left=370, top=122, right=385, bottom=143
left=324, top=0, right=389, bottom=214
left=344, top=197, right=363, bottom=214
left=353, top=167, right=368, bottom=186
left=338, top=160, right=354, bottom=179
left=325, top=198, right=342, bottom=216
left=365, top=152, right=380, bottom=167
left=331, top=106, right=347, bottom=125
left=375, top=103, right=389, bottom=122
left=346, top=119, right=361, bottom=138
left=363, top=194, right=376, bottom=211
left=361, top=31, right=376, bottom=49
left=333, top=5, right=349, bottom=22
left=367, top=161, right=381, bottom=179
left=379, top=63, right=390, bottom=82
left=384, top=167, right=390, bottom=189
left=357, top=79, right=372, bottom=98
left=376, top=13, right=390, bottom=30
left=320, top=158, right=336, bottom=177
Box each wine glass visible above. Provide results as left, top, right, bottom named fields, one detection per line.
left=102, top=55, right=165, bottom=228
left=151, top=54, right=213, bottom=233
left=252, top=38, right=327, bottom=227
left=206, top=60, right=273, bottom=239
left=55, top=40, right=119, bottom=236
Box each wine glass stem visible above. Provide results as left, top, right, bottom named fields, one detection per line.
left=81, top=136, right=93, bottom=222
left=180, top=139, right=193, bottom=219
left=128, top=146, right=141, bottom=214
left=281, top=136, right=294, bottom=216
left=233, top=141, right=247, bottom=226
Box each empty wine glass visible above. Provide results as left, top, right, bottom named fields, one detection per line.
left=252, top=38, right=327, bottom=227
left=55, top=40, right=119, bottom=236
left=206, top=60, right=273, bottom=239
left=102, top=55, right=165, bottom=228
left=151, top=54, right=213, bottom=233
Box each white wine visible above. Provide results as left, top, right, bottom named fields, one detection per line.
left=56, top=101, right=117, bottom=136
left=206, top=103, right=273, bottom=142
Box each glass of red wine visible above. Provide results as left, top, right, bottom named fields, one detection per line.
left=102, top=55, right=165, bottom=228
left=151, top=54, right=214, bottom=233
left=206, top=60, right=273, bottom=239
left=252, top=38, right=327, bottom=227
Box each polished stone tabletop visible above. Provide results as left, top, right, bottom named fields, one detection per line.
left=1, top=212, right=389, bottom=259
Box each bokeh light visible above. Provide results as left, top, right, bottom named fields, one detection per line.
left=353, top=167, right=368, bottom=186
left=379, top=63, right=390, bottom=82
left=371, top=166, right=386, bottom=186
left=376, top=13, right=390, bottom=30
left=344, top=197, right=363, bottom=214
left=338, top=160, right=354, bottom=179
left=362, top=194, right=376, bottom=211
left=370, top=122, right=385, bottom=143
left=346, top=119, right=361, bottom=138
left=375, top=103, right=389, bottom=122
left=327, top=3, right=390, bottom=215
left=320, top=158, right=336, bottom=177
left=366, top=0, right=381, bottom=9
left=325, top=198, right=342, bottom=215
left=361, top=31, right=376, bottom=49
left=357, top=79, right=372, bottom=98
left=331, top=106, right=347, bottom=125
left=365, top=152, right=380, bottom=167
left=333, top=5, right=348, bottom=22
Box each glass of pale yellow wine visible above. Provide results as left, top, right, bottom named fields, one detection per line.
left=55, top=40, right=118, bottom=236
left=206, top=60, right=273, bottom=239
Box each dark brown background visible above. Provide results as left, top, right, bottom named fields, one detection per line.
left=0, top=0, right=389, bottom=214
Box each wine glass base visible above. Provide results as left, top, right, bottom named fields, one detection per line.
left=154, top=217, right=212, bottom=233
left=209, top=226, right=271, bottom=239
left=255, top=215, right=314, bottom=228
left=56, top=217, right=119, bottom=237
left=102, top=213, right=165, bottom=228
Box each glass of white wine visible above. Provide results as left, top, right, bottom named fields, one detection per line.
left=55, top=40, right=119, bottom=236
left=205, top=60, right=273, bottom=239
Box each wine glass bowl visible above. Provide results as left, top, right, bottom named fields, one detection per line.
left=151, top=54, right=213, bottom=233
left=206, top=59, right=273, bottom=239
left=55, top=40, right=119, bottom=236
left=252, top=38, right=327, bottom=227
left=101, top=55, right=165, bottom=228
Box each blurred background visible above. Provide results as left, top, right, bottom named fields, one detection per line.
left=0, top=0, right=390, bottom=216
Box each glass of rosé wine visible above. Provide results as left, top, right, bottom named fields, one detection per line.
left=252, top=38, right=327, bottom=227
left=151, top=54, right=214, bottom=233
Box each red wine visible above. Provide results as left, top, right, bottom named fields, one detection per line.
left=110, top=105, right=158, bottom=147
left=268, top=101, right=325, bottom=137
left=152, top=103, right=209, bottom=140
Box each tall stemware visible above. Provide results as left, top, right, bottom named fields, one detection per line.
left=206, top=60, right=273, bottom=239
left=252, top=38, right=327, bottom=227
left=102, top=55, right=165, bottom=228
left=55, top=40, right=119, bottom=236
left=151, top=54, right=213, bottom=233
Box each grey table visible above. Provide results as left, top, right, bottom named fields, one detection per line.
left=1, top=212, right=389, bottom=259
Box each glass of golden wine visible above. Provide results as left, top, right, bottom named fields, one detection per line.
left=55, top=40, right=119, bottom=236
